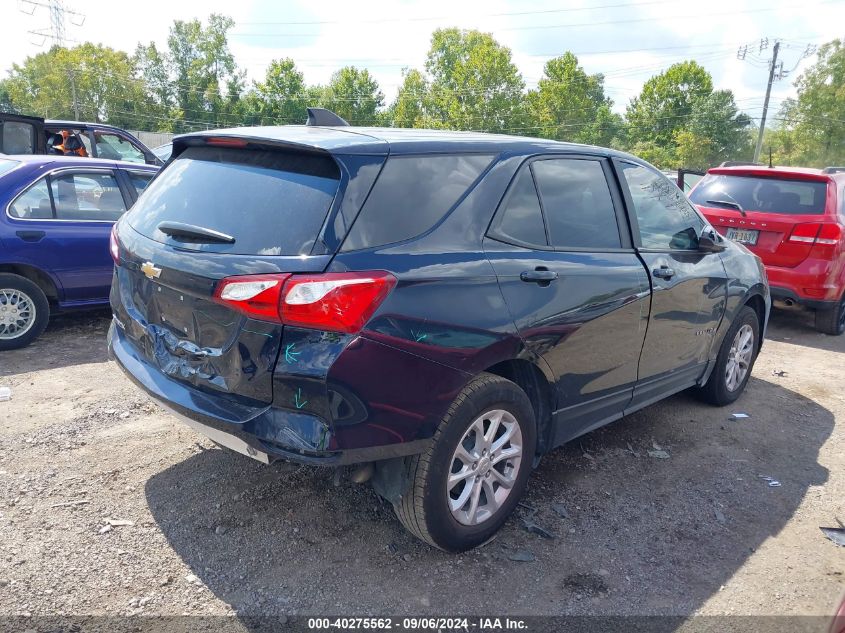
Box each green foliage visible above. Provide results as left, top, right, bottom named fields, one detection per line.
left=4, top=43, right=149, bottom=126
left=8, top=20, right=840, bottom=172
left=241, top=58, right=309, bottom=126
left=317, top=66, right=384, bottom=125
left=626, top=61, right=712, bottom=148
left=770, top=39, right=845, bottom=166
left=422, top=28, right=526, bottom=133
left=526, top=52, right=617, bottom=144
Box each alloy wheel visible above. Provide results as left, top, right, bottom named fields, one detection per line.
left=0, top=288, right=36, bottom=340
left=725, top=323, right=754, bottom=392
left=446, top=409, right=523, bottom=526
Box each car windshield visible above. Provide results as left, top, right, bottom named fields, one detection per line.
left=690, top=174, right=828, bottom=215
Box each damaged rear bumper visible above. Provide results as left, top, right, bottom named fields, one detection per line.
left=107, top=321, right=430, bottom=466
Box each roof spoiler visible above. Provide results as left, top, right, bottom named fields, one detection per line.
left=306, top=108, right=349, bottom=127
left=719, top=160, right=764, bottom=167
left=822, top=166, right=845, bottom=174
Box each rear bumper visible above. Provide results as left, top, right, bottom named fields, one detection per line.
left=769, top=286, right=840, bottom=310
left=765, top=259, right=842, bottom=308
left=108, top=321, right=430, bottom=466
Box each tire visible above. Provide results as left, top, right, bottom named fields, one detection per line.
left=814, top=295, right=845, bottom=336
left=696, top=305, right=760, bottom=406
left=0, top=273, right=50, bottom=351
left=393, top=372, right=537, bottom=552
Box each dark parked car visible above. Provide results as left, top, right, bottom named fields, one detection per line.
left=108, top=112, right=770, bottom=551
left=0, top=155, right=157, bottom=349
left=0, top=113, right=162, bottom=166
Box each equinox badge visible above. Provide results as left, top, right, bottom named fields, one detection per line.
left=140, top=261, right=162, bottom=280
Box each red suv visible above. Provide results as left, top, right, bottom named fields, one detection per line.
left=690, top=166, right=845, bottom=334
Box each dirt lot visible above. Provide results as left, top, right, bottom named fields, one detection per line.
left=0, top=306, right=843, bottom=622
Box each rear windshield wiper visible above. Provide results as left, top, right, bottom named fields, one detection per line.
left=704, top=198, right=746, bottom=217
left=157, top=221, right=235, bottom=244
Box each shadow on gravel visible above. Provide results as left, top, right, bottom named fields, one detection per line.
left=145, top=377, right=833, bottom=619
left=1, top=308, right=112, bottom=376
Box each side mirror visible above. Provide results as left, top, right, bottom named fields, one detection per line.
left=698, top=226, right=726, bottom=253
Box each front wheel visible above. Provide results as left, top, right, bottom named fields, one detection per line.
left=696, top=305, right=760, bottom=406
left=815, top=295, right=845, bottom=336
left=393, top=373, right=537, bottom=551
left=0, top=274, right=50, bottom=351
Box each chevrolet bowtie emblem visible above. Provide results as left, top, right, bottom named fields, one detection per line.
left=140, top=261, right=162, bottom=280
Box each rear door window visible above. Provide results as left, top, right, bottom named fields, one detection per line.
left=51, top=171, right=127, bottom=221
left=127, top=146, right=340, bottom=255
left=689, top=174, right=828, bottom=215
left=8, top=179, right=52, bottom=219
left=532, top=158, right=621, bottom=249
left=489, top=168, right=548, bottom=247
left=341, top=154, right=493, bottom=251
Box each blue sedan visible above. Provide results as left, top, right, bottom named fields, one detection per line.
left=0, top=155, right=158, bottom=349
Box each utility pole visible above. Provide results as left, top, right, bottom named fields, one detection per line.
left=753, top=40, right=780, bottom=164
left=69, top=70, right=79, bottom=120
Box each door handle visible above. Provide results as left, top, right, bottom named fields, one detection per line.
left=520, top=268, right=558, bottom=285
left=652, top=265, right=675, bottom=280
left=16, top=230, right=45, bottom=242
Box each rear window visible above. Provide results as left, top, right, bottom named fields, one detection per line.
left=127, top=146, right=340, bottom=255
left=690, top=174, right=828, bottom=215
left=341, top=154, right=493, bottom=251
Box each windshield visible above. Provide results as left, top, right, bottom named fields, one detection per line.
left=690, top=174, right=828, bottom=215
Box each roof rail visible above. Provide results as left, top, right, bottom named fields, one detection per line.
left=305, top=108, right=349, bottom=127
left=821, top=166, right=845, bottom=174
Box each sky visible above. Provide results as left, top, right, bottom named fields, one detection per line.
left=2, top=0, right=845, bottom=127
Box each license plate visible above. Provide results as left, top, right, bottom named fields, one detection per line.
left=725, top=228, right=759, bottom=245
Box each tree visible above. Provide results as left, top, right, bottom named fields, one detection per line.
left=674, top=90, right=752, bottom=170
left=4, top=43, right=149, bottom=127
left=626, top=61, right=713, bottom=148
left=772, top=38, right=845, bottom=166
left=133, top=42, right=177, bottom=131
left=526, top=52, right=617, bottom=144
left=240, top=58, right=309, bottom=126
left=423, top=28, right=526, bottom=133
left=318, top=66, right=383, bottom=125
left=389, top=68, right=429, bottom=128
left=163, top=14, right=244, bottom=131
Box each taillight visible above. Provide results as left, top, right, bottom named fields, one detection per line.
left=788, top=223, right=822, bottom=243
left=213, top=271, right=396, bottom=334
left=109, top=224, right=120, bottom=264
left=816, top=223, right=843, bottom=245
left=788, top=223, right=843, bottom=246
left=213, top=274, right=291, bottom=321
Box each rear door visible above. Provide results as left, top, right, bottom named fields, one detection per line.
left=111, top=143, right=346, bottom=405
left=0, top=114, right=44, bottom=155
left=485, top=155, right=650, bottom=444
left=615, top=160, right=728, bottom=402
left=689, top=171, right=831, bottom=268
left=5, top=166, right=129, bottom=302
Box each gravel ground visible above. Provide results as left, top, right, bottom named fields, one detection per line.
left=0, top=306, right=843, bottom=623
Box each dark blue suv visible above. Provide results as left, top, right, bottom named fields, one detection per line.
left=108, top=111, right=770, bottom=551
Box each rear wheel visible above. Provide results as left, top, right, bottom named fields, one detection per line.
left=0, top=274, right=50, bottom=351
left=696, top=305, right=760, bottom=406
left=394, top=373, right=536, bottom=551
left=815, top=295, right=845, bottom=336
